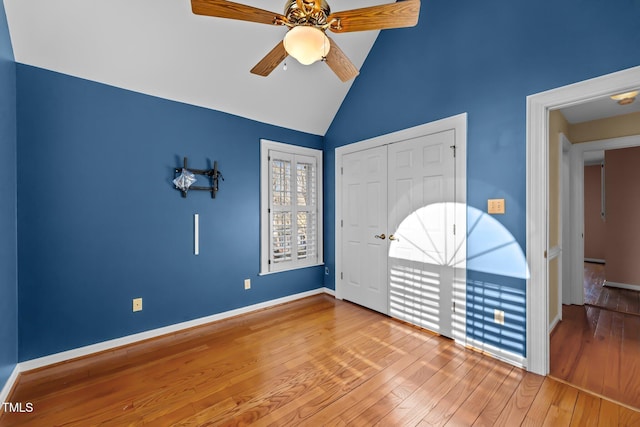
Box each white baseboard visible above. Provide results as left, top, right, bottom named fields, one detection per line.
left=604, top=280, right=640, bottom=291
left=465, top=338, right=527, bottom=369
left=19, top=288, right=333, bottom=373
left=584, top=258, right=605, bottom=264
left=0, top=365, right=20, bottom=413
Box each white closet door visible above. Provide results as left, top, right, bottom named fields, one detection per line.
left=388, top=131, right=456, bottom=337
left=341, top=146, right=389, bottom=314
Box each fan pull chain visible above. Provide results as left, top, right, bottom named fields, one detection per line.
left=283, top=61, right=287, bottom=71
left=322, top=35, right=327, bottom=61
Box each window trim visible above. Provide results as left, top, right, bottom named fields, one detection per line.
left=260, top=139, right=323, bottom=275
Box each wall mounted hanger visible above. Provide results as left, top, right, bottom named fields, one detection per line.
left=173, top=157, right=224, bottom=198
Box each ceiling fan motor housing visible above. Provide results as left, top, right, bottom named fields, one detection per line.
left=285, top=0, right=331, bottom=26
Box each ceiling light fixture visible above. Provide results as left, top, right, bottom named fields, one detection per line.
left=610, top=90, right=638, bottom=105
left=283, top=26, right=330, bottom=65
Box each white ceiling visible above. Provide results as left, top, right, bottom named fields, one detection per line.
left=559, top=90, right=640, bottom=124
left=3, top=0, right=392, bottom=135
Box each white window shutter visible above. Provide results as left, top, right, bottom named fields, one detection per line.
left=260, top=140, right=323, bottom=275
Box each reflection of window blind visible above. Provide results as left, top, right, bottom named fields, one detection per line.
left=269, top=150, right=318, bottom=271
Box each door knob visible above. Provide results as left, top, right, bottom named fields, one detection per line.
left=374, top=233, right=386, bottom=240
left=389, top=234, right=399, bottom=241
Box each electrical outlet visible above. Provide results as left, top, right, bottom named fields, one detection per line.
left=133, top=298, right=143, bottom=312
left=494, top=309, right=505, bottom=325
left=244, top=279, right=251, bottom=290
left=325, top=267, right=330, bottom=275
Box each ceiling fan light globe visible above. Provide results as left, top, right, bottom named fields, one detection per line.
left=610, top=90, right=638, bottom=105
left=610, top=90, right=638, bottom=101
left=283, top=26, right=330, bottom=65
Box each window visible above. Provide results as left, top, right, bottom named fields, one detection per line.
left=260, top=139, right=323, bottom=274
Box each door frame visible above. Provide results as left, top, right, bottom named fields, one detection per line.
left=568, top=134, right=640, bottom=304
left=335, top=113, right=468, bottom=343
left=526, top=65, right=640, bottom=375
left=560, top=133, right=572, bottom=307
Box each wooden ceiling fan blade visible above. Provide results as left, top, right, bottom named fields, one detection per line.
left=325, top=37, right=359, bottom=82
left=191, top=0, right=286, bottom=26
left=328, top=0, right=420, bottom=33
left=251, top=41, right=288, bottom=77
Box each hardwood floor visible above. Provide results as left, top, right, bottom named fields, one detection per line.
left=550, top=305, right=640, bottom=411
left=2, top=295, right=639, bottom=426
left=584, top=262, right=640, bottom=316
left=551, top=263, right=640, bottom=411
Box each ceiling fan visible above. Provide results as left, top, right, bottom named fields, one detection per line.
left=191, top=0, right=421, bottom=82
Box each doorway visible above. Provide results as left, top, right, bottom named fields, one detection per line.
left=563, top=136, right=640, bottom=307
left=526, top=65, right=640, bottom=375
left=335, top=114, right=467, bottom=343
left=549, top=118, right=640, bottom=408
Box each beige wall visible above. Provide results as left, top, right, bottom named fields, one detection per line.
left=570, top=112, right=640, bottom=144
left=548, top=110, right=569, bottom=327
left=584, top=165, right=606, bottom=260
left=548, top=110, right=570, bottom=249
left=604, top=147, right=640, bottom=286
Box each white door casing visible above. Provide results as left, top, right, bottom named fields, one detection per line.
left=570, top=135, right=640, bottom=304
left=561, top=133, right=572, bottom=306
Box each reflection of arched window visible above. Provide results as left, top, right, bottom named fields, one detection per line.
left=388, top=203, right=528, bottom=279
left=387, top=202, right=528, bottom=340
left=467, top=206, right=529, bottom=280
left=388, top=202, right=466, bottom=337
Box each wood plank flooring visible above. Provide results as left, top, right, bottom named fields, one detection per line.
left=550, top=304, right=640, bottom=411
left=584, top=262, right=640, bottom=316
left=550, top=262, right=640, bottom=410
left=2, top=295, right=639, bottom=426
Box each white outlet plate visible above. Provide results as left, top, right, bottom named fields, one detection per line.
left=494, top=309, right=505, bottom=325
left=244, top=279, right=251, bottom=290
left=133, top=298, right=143, bottom=312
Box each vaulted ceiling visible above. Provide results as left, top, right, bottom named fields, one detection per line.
left=5, top=1, right=638, bottom=135
left=3, top=0, right=394, bottom=135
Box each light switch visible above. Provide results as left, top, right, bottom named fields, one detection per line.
left=488, top=198, right=505, bottom=214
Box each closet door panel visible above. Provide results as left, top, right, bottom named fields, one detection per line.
left=341, top=146, right=388, bottom=314
left=388, top=131, right=456, bottom=337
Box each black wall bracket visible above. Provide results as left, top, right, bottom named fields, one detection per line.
left=173, top=157, right=224, bottom=199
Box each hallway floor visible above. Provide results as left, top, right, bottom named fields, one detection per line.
left=584, top=262, right=640, bottom=316
left=550, top=263, right=640, bottom=410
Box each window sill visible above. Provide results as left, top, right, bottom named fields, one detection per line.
left=259, top=262, right=325, bottom=276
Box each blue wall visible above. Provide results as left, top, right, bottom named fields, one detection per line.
left=16, top=66, right=324, bottom=360
left=8, top=0, right=640, bottom=364
left=0, top=0, right=17, bottom=390
left=325, top=0, right=640, bottom=356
